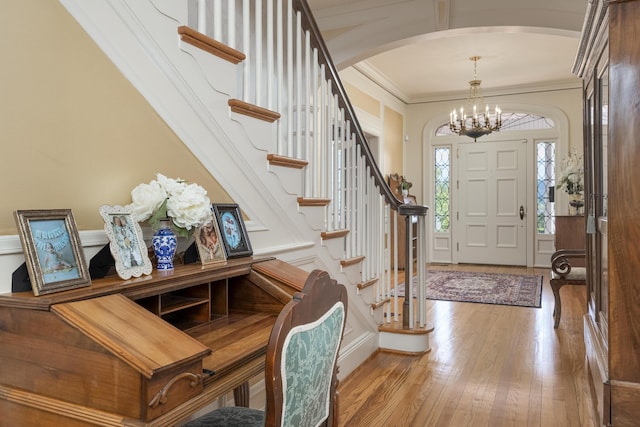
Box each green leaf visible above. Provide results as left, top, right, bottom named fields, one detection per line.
left=148, top=200, right=169, bottom=230
left=174, top=226, right=192, bottom=240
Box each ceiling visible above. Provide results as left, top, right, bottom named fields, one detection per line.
left=306, top=0, right=588, bottom=103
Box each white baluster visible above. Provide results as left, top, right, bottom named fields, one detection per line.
left=197, top=0, right=207, bottom=34
left=228, top=0, right=235, bottom=48
left=295, top=12, right=303, bottom=162
left=418, top=216, right=427, bottom=328
left=254, top=0, right=262, bottom=107
left=337, top=106, right=346, bottom=232
left=313, top=49, right=322, bottom=197
left=242, top=0, right=251, bottom=103
left=276, top=0, right=284, bottom=154
left=213, top=0, right=221, bottom=41
left=286, top=0, right=293, bottom=157
left=266, top=0, right=274, bottom=109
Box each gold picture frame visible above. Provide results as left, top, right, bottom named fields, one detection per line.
left=99, top=205, right=153, bottom=280
left=14, top=209, right=91, bottom=296
left=194, top=220, right=227, bottom=265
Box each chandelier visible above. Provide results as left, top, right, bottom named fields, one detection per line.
left=449, top=56, right=502, bottom=141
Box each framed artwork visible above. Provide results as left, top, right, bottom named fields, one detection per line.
left=14, top=209, right=91, bottom=296
left=212, top=203, right=253, bottom=258
left=194, top=220, right=227, bottom=265
left=99, top=205, right=153, bottom=280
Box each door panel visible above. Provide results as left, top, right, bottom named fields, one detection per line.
left=458, top=140, right=527, bottom=265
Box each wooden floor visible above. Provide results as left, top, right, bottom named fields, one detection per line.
left=337, top=264, right=595, bottom=427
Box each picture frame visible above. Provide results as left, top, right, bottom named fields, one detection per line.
left=99, top=205, right=153, bottom=280
left=14, top=209, right=91, bottom=296
left=212, top=203, right=253, bottom=258
left=194, top=220, right=227, bottom=265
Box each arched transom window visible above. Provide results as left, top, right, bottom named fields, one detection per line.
left=435, top=112, right=555, bottom=136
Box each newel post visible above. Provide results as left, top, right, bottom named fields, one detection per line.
left=399, top=204, right=429, bottom=329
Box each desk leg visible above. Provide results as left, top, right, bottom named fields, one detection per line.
left=233, top=381, right=250, bottom=407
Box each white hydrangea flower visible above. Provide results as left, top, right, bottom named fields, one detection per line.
left=129, top=173, right=213, bottom=239
left=130, top=180, right=166, bottom=222
left=166, top=182, right=212, bottom=230
left=557, top=148, right=584, bottom=195
left=156, top=173, right=187, bottom=197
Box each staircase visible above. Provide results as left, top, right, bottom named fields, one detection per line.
left=59, top=0, right=432, bottom=375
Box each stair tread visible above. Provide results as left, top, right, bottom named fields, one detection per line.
left=178, top=25, right=245, bottom=64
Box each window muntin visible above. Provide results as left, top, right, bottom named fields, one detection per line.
left=433, top=147, right=450, bottom=232
left=436, top=112, right=554, bottom=136
left=536, top=141, right=555, bottom=234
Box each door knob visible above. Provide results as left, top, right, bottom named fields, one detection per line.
left=519, top=206, right=525, bottom=220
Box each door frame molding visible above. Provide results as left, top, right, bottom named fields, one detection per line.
left=421, top=102, right=570, bottom=268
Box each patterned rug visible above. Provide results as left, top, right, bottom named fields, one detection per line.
left=395, top=270, right=543, bottom=308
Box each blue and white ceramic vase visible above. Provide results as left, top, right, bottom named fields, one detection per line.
left=152, top=219, right=177, bottom=270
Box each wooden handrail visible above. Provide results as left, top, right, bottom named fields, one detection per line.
left=292, top=0, right=402, bottom=210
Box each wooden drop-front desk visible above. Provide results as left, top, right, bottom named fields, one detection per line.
left=0, top=257, right=308, bottom=426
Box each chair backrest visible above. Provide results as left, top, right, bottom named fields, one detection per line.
left=263, top=269, right=348, bottom=427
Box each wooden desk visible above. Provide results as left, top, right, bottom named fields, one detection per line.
left=0, top=257, right=306, bottom=426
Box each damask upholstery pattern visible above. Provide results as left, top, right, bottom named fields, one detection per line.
left=280, top=301, right=345, bottom=426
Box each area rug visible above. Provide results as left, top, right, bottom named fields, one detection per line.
left=394, top=270, right=543, bottom=308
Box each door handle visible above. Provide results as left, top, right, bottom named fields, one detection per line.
left=519, top=206, right=525, bottom=220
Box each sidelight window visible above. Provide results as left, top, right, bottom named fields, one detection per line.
left=433, top=146, right=450, bottom=232
left=536, top=141, right=556, bottom=234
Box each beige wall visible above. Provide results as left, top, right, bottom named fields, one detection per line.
left=344, top=83, right=380, bottom=118
left=343, top=77, right=406, bottom=179
left=0, top=0, right=231, bottom=235
left=383, top=106, right=404, bottom=177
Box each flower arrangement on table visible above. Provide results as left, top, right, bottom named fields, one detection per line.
left=129, top=173, right=213, bottom=239
left=401, top=177, right=412, bottom=192
left=556, top=148, right=584, bottom=196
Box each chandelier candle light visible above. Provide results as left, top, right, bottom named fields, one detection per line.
left=449, top=56, right=502, bottom=141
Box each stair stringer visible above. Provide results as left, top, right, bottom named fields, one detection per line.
left=321, top=235, right=349, bottom=260
left=304, top=250, right=381, bottom=378
left=266, top=163, right=306, bottom=197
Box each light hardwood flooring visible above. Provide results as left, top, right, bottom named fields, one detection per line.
left=337, top=263, right=595, bottom=427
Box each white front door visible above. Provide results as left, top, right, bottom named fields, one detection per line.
left=457, top=139, right=527, bottom=265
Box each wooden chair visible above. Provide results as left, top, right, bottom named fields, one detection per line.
left=182, top=270, right=348, bottom=427
left=550, top=249, right=586, bottom=328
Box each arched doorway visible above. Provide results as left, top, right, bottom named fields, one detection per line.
left=424, top=109, right=567, bottom=267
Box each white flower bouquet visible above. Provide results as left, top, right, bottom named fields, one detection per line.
left=557, top=148, right=584, bottom=195
left=129, top=173, right=213, bottom=239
